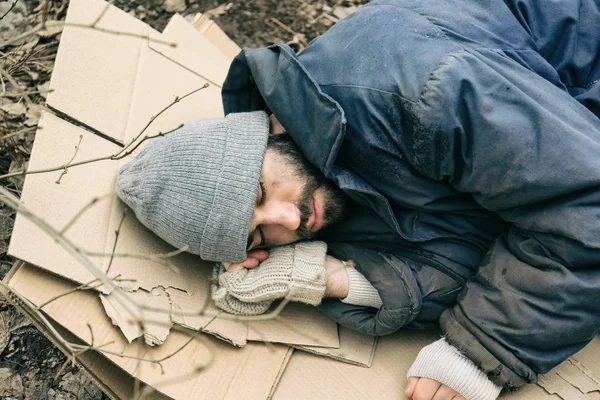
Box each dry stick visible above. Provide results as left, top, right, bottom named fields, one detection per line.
left=0, top=187, right=138, bottom=320
left=0, top=84, right=209, bottom=181
left=55, top=134, right=83, bottom=184
left=40, top=0, right=49, bottom=29
left=37, top=277, right=101, bottom=310
left=0, top=66, right=31, bottom=104
left=104, top=209, right=128, bottom=275
left=59, top=193, right=114, bottom=235
left=2, top=89, right=54, bottom=98
left=117, top=83, right=208, bottom=155
left=0, top=20, right=177, bottom=50
left=36, top=275, right=134, bottom=310
left=0, top=126, right=36, bottom=142
left=90, top=0, right=114, bottom=28
left=270, top=17, right=308, bottom=46
left=0, top=0, right=20, bottom=21
left=2, top=276, right=202, bottom=373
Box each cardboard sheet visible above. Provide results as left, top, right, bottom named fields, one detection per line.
left=291, top=325, right=378, bottom=367
left=190, top=13, right=241, bottom=60
left=4, top=262, right=291, bottom=400
left=9, top=0, right=345, bottom=354
left=275, top=328, right=600, bottom=400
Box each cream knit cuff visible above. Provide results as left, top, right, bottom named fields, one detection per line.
left=341, top=267, right=383, bottom=309
left=408, top=338, right=502, bottom=400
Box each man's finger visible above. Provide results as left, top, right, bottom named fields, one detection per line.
left=247, top=249, right=269, bottom=262
left=405, top=377, right=419, bottom=397
left=432, top=385, right=463, bottom=400
left=412, top=377, right=442, bottom=400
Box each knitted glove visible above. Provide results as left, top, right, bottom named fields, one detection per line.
left=212, top=241, right=328, bottom=315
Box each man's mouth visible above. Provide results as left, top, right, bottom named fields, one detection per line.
left=307, top=194, right=322, bottom=232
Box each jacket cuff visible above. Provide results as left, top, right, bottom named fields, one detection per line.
left=341, top=267, right=383, bottom=309
left=408, top=338, right=502, bottom=400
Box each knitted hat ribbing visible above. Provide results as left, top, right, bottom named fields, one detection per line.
left=116, top=111, right=269, bottom=262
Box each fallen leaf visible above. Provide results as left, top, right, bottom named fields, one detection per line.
left=24, top=104, right=43, bottom=127
left=37, top=81, right=51, bottom=99
left=38, top=24, right=63, bottom=38
left=163, top=0, right=186, bottom=12
left=0, top=101, right=27, bottom=116
left=0, top=368, right=23, bottom=398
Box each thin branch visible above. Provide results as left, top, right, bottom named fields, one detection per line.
left=105, top=208, right=128, bottom=275
left=2, top=89, right=54, bottom=98
left=0, top=20, right=177, bottom=50
left=59, top=193, right=113, bottom=235
left=0, top=0, right=19, bottom=21
left=90, top=0, right=113, bottom=27
left=37, top=277, right=100, bottom=310
left=270, top=17, right=307, bottom=46
left=115, top=83, right=208, bottom=156
left=0, top=187, right=138, bottom=319
left=55, top=134, right=83, bottom=184
left=0, top=84, right=209, bottom=181
left=0, top=66, right=31, bottom=104
left=40, top=0, right=49, bottom=29
left=0, top=126, right=36, bottom=142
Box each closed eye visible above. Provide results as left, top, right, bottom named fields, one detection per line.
left=259, top=181, right=266, bottom=205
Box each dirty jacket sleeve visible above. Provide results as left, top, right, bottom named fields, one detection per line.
left=411, top=46, right=600, bottom=390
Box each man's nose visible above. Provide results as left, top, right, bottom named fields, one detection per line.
left=260, top=201, right=301, bottom=231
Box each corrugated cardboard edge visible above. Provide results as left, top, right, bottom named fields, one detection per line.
left=0, top=261, right=167, bottom=400
left=290, top=325, right=377, bottom=367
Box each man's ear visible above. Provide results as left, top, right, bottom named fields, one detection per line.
left=269, top=114, right=286, bottom=135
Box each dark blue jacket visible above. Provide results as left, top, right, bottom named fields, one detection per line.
left=221, top=0, right=600, bottom=390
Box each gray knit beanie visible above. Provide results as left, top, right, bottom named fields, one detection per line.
left=116, top=111, right=269, bottom=262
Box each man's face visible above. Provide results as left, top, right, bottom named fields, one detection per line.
left=246, top=139, right=348, bottom=251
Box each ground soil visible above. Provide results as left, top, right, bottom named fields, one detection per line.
left=0, top=0, right=368, bottom=398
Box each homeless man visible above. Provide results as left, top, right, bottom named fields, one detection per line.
left=116, top=0, right=600, bottom=399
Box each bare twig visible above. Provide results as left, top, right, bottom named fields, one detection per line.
left=116, top=83, right=208, bottom=154
left=37, top=277, right=101, bottom=310
left=2, top=89, right=54, bottom=98
left=0, top=21, right=177, bottom=50
left=105, top=208, right=128, bottom=275
left=0, top=0, right=19, bottom=21
left=271, top=17, right=307, bottom=46
left=0, top=126, right=36, bottom=142
left=90, top=0, right=114, bottom=27
left=55, top=134, right=83, bottom=184
left=59, top=193, right=113, bottom=235
left=0, top=84, right=209, bottom=181
left=0, top=187, right=138, bottom=318
left=0, top=65, right=31, bottom=104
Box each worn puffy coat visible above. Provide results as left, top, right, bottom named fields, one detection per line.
left=221, top=0, right=600, bottom=391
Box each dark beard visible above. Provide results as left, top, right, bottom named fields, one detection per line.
left=295, top=173, right=349, bottom=240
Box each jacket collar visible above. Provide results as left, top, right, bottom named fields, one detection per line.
left=222, top=44, right=346, bottom=177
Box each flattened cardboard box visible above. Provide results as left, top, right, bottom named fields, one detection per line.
left=5, top=263, right=600, bottom=400
left=2, top=262, right=291, bottom=400
left=8, top=0, right=376, bottom=355
left=7, top=0, right=597, bottom=399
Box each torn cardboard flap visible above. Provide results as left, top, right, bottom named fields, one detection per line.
left=5, top=262, right=291, bottom=400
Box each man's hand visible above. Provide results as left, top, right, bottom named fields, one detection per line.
left=223, top=249, right=269, bottom=272
left=269, top=114, right=286, bottom=134
left=405, top=377, right=466, bottom=400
